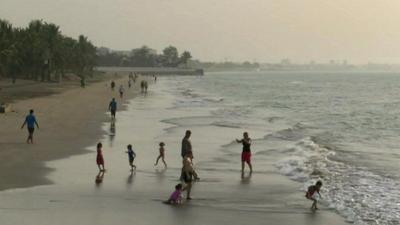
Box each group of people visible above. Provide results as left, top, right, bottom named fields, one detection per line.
left=110, top=80, right=125, bottom=99
left=111, top=72, right=150, bottom=99
left=20, top=74, right=323, bottom=211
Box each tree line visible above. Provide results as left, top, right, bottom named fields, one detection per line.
left=96, top=45, right=192, bottom=68
left=0, top=19, right=96, bottom=82
left=0, top=19, right=194, bottom=82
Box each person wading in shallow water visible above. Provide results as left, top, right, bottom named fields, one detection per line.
left=181, top=151, right=195, bottom=200
left=21, top=109, right=39, bottom=144
left=306, top=180, right=323, bottom=211
left=236, top=132, right=253, bottom=175
left=181, top=130, right=199, bottom=180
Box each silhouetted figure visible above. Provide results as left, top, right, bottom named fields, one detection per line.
left=236, top=132, right=253, bottom=176
left=154, top=142, right=167, bottom=168
left=110, top=80, right=115, bottom=91
left=181, top=151, right=195, bottom=200
left=96, top=142, right=105, bottom=172
left=126, top=144, right=137, bottom=171
left=108, top=98, right=117, bottom=120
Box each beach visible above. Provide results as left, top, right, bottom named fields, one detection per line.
left=0, top=72, right=350, bottom=225
left=0, top=74, right=143, bottom=190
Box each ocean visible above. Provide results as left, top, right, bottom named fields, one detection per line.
left=161, top=71, right=400, bottom=225
left=0, top=71, right=398, bottom=225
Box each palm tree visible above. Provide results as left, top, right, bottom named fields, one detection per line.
left=0, top=20, right=14, bottom=78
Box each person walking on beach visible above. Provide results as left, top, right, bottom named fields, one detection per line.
left=108, top=98, right=117, bottom=120
left=181, top=130, right=192, bottom=158
left=306, top=181, right=323, bottom=211
left=144, top=81, right=148, bottom=93
left=236, top=132, right=253, bottom=175
left=111, top=80, right=115, bottom=91
left=181, top=130, right=199, bottom=180
left=96, top=142, right=105, bottom=172
left=126, top=144, right=136, bottom=171
left=119, top=85, right=125, bottom=98
left=154, top=142, right=167, bottom=168
left=140, top=80, right=145, bottom=93
left=21, top=109, right=39, bottom=144
left=128, top=79, right=132, bottom=88
left=181, top=151, right=195, bottom=200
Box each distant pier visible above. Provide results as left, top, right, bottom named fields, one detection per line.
left=96, top=67, right=204, bottom=76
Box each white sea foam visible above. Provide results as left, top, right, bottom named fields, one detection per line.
left=276, top=137, right=400, bottom=225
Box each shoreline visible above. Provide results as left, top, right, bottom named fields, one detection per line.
left=0, top=74, right=147, bottom=191
left=0, top=75, right=350, bottom=225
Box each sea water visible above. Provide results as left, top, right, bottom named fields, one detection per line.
left=161, top=71, right=400, bottom=225
left=0, top=71, right=398, bottom=225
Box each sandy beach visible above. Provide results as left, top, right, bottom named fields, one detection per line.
left=0, top=74, right=143, bottom=190
left=0, top=75, right=349, bottom=225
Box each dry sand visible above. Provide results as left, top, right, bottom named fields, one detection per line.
left=0, top=74, right=144, bottom=190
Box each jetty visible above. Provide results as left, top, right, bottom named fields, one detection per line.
left=96, top=67, right=204, bottom=76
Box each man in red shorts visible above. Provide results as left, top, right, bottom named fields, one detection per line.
left=236, top=132, right=253, bottom=175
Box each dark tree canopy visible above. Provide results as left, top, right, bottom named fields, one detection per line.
left=0, top=19, right=96, bottom=81
left=0, top=18, right=196, bottom=82
left=96, top=45, right=193, bottom=68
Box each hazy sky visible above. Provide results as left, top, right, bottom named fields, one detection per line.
left=1, top=0, right=400, bottom=63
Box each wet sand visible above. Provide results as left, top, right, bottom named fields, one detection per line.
left=0, top=77, right=348, bottom=225
left=0, top=74, right=144, bottom=190
left=0, top=76, right=349, bottom=225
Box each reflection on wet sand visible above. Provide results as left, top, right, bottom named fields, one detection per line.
left=126, top=171, right=136, bottom=188
left=95, top=171, right=105, bottom=187
left=154, top=168, right=167, bottom=183
left=109, top=121, right=116, bottom=147
left=240, top=172, right=252, bottom=185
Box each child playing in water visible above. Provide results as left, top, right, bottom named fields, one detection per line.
left=96, top=142, right=105, bottom=172
left=165, top=183, right=183, bottom=204
left=154, top=142, right=167, bottom=168
left=126, top=144, right=136, bottom=171
left=306, top=180, right=323, bottom=211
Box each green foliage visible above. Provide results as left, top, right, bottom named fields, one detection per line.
left=0, top=19, right=96, bottom=81
left=96, top=45, right=193, bottom=68
left=161, top=46, right=179, bottom=67
left=180, top=51, right=192, bottom=67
